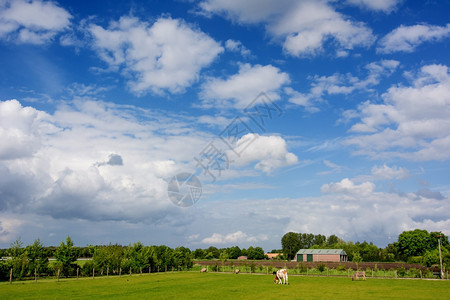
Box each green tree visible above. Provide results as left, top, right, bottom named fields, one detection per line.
left=281, top=232, right=301, bottom=260
left=192, top=248, right=205, bottom=259
left=327, top=235, right=341, bottom=246
left=352, top=251, right=362, bottom=270
left=228, top=246, right=242, bottom=259
left=396, top=229, right=432, bottom=260
left=247, top=247, right=265, bottom=260
left=8, top=237, right=28, bottom=279
left=55, top=236, right=78, bottom=277
left=25, top=238, right=49, bottom=276
left=173, top=246, right=192, bottom=269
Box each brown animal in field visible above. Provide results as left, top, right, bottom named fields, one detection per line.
left=352, top=271, right=366, bottom=281
left=235, top=269, right=240, bottom=274
left=201, top=268, right=207, bottom=273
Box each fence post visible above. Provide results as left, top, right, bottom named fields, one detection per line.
left=77, top=267, right=79, bottom=280
left=372, top=269, right=373, bottom=278
left=119, top=268, right=122, bottom=277
left=149, top=267, right=151, bottom=274
left=420, top=270, right=422, bottom=279
left=35, top=268, right=37, bottom=283
left=129, top=267, right=132, bottom=276
left=57, top=269, right=60, bottom=282
left=9, top=268, right=12, bottom=284
left=140, top=267, right=142, bottom=275
left=93, top=267, right=95, bottom=279
left=107, top=266, right=109, bottom=277
left=395, top=270, right=397, bottom=279
left=348, top=269, right=350, bottom=277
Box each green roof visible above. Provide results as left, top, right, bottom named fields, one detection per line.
left=296, top=249, right=347, bottom=255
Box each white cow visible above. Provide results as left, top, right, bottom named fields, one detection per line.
left=274, top=269, right=288, bottom=284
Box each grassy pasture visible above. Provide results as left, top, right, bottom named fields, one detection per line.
left=1, top=272, right=448, bottom=299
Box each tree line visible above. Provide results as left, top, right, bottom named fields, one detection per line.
left=0, top=236, right=194, bottom=281
left=281, top=229, right=449, bottom=267
left=1, top=228, right=449, bottom=281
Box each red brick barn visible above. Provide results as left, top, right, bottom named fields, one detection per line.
left=296, top=249, right=348, bottom=262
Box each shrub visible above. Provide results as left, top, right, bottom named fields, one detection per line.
left=336, top=264, right=346, bottom=271
left=317, top=263, right=326, bottom=272
left=211, top=264, right=218, bottom=272
left=407, top=256, right=422, bottom=264
left=82, top=260, right=95, bottom=277
left=397, top=266, right=406, bottom=277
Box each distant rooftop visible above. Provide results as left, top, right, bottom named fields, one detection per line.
left=296, top=249, right=347, bottom=255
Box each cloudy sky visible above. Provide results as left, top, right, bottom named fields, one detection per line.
left=1, top=0, right=450, bottom=251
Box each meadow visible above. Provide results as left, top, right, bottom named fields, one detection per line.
left=1, top=272, right=449, bottom=299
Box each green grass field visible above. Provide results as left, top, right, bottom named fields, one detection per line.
left=1, top=272, right=448, bottom=299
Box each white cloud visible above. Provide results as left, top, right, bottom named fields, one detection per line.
left=378, top=23, right=450, bottom=53
left=88, top=16, right=223, bottom=95
left=200, top=63, right=290, bottom=109
left=345, top=64, right=450, bottom=161
left=225, top=39, right=251, bottom=56
left=321, top=178, right=375, bottom=195
left=190, top=186, right=450, bottom=248
left=231, top=134, right=298, bottom=173
left=0, top=99, right=49, bottom=160
left=0, top=0, right=71, bottom=44
left=201, top=231, right=266, bottom=245
left=346, top=0, right=401, bottom=13
left=370, top=164, right=409, bottom=180
left=353, top=164, right=409, bottom=182
left=199, top=0, right=375, bottom=57
left=0, top=98, right=211, bottom=224
left=288, top=60, right=399, bottom=111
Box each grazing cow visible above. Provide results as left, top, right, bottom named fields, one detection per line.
left=274, top=269, right=288, bottom=285
left=352, top=271, right=366, bottom=281
left=201, top=268, right=207, bottom=273
left=235, top=269, right=240, bottom=274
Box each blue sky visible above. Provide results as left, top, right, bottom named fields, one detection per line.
left=1, top=0, right=450, bottom=251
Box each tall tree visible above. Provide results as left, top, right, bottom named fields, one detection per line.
left=55, top=236, right=78, bottom=277
left=281, top=232, right=301, bottom=260
left=396, top=229, right=432, bottom=259
left=9, top=237, right=28, bottom=279
left=25, top=238, right=48, bottom=276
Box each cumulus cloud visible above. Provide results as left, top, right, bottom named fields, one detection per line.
left=378, top=23, right=450, bottom=53
left=96, top=153, right=123, bottom=167
left=199, top=0, right=375, bottom=57
left=225, top=39, right=251, bottom=56
left=0, top=0, right=71, bottom=44
left=353, top=164, right=409, bottom=182
left=0, top=99, right=49, bottom=160
left=0, top=98, right=211, bottom=224
left=346, top=0, right=401, bottom=13
left=231, top=133, right=298, bottom=173
left=345, top=64, right=450, bottom=161
left=88, top=16, right=223, bottom=95
left=288, top=60, right=399, bottom=111
left=321, top=178, right=375, bottom=195
left=190, top=186, right=450, bottom=247
left=200, top=63, right=290, bottom=109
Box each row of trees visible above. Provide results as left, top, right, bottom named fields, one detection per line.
left=192, top=246, right=266, bottom=260
left=281, top=229, right=450, bottom=267
left=0, top=236, right=193, bottom=280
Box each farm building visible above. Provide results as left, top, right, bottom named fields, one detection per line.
left=265, top=253, right=283, bottom=259
left=296, top=249, right=348, bottom=262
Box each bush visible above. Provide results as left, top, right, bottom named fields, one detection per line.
left=397, top=266, right=406, bottom=277
left=336, top=265, right=346, bottom=271
left=317, top=263, right=326, bottom=272
left=82, top=260, right=95, bottom=277
left=407, top=256, right=423, bottom=264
